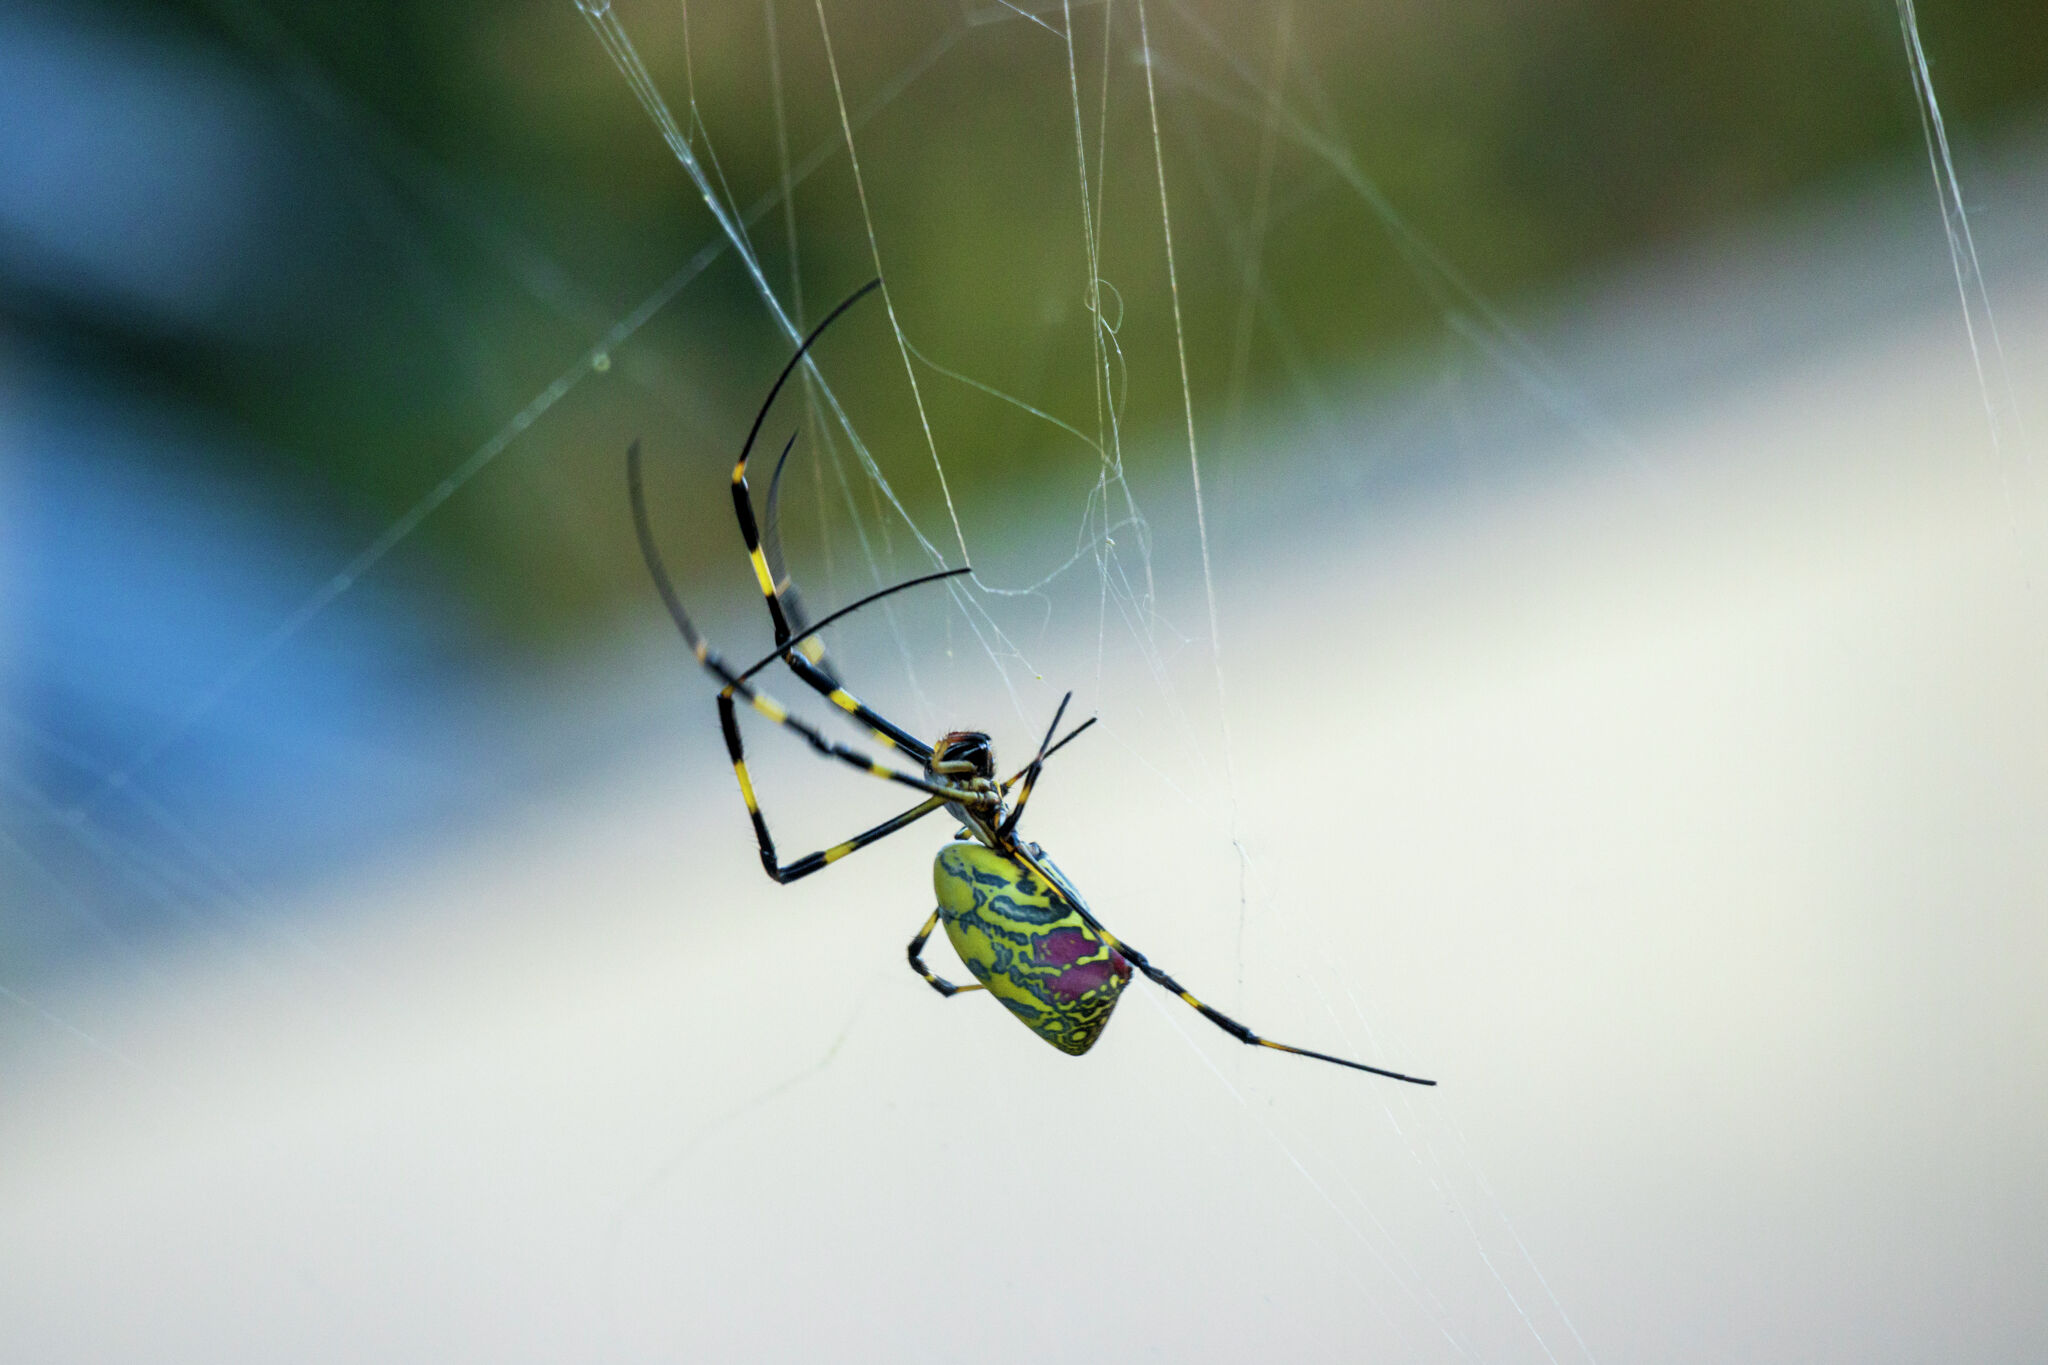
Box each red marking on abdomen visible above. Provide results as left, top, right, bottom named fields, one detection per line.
left=1045, top=946, right=1132, bottom=1002
left=1037, top=929, right=1096, bottom=966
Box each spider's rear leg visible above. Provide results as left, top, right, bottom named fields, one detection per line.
left=1006, top=847, right=1436, bottom=1085
left=907, top=909, right=984, bottom=998
left=1111, top=934, right=1432, bottom=1083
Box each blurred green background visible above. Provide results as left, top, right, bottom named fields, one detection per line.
left=28, top=0, right=2045, bottom=646
left=5, top=0, right=2046, bottom=966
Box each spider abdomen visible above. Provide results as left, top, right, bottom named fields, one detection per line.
left=933, top=841, right=1132, bottom=1056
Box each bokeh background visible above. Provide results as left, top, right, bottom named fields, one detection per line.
left=3, top=1, right=2046, bottom=1360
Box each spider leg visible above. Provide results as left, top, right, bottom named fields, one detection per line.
left=727, top=568, right=972, bottom=693
left=759, top=431, right=839, bottom=685
left=724, top=281, right=877, bottom=641
left=906, top=909, right=984, bottom=997
left=997, top=715, right=1097, bottom=794
left=718, top=695, right=950, bottom=882
left=632, top=438, right=962, bottom=786
left=1007, top=847, right=1436, bottom=1086
left=999, top=692, right=1072, bottom=840
left=715, top=691, right=977, bottom=883
left=940, top=715, right=1095, bottom=842
left=733, top=439, right=933, bottom=757
left=723, top=280, right=935, bottom=759
left=631, top=439, right=992, bottom=885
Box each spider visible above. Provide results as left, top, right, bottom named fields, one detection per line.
left=628, top=279, right=1432, bottom=1085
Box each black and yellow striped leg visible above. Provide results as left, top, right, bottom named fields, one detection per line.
left=720, top=277, right=934, bottom=759
left=713, top=684, right=974, bottom=805
left=732, top=432, right=801, bottom=648
left=632, top=385, right=990, bottom=886
left=906, top=909, right=985, bottom=997
left=785, top=652, right=931, bottom=753
left=716, top=691, right=973, bottom=882
left=641, top=432, right=984, bottom=874
left=1007, top=848, right=1436, bottom=1086
left=732, top=436, right=932, bottom=756
left=723, top=725, right=948, bottom=882
left=758, top=433, right=838, bottom=684
left=997, top=716, right=1098, bottom=796
left=999, top=692, right=1071, bottom=840
left=1117, top=938, right=1433, bottom=1084
left=636, top=437, right=954, bottom=809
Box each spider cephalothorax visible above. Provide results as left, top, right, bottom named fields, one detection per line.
left=627, top=277, right=1433, bottom=1085
left=928, top=730, right=1002, bottom=832
left=928, top=730, right=995, bottom=782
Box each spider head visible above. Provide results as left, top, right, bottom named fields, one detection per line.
left=928, top=730, right=1002, bottom=826
left=928, top=730, right=995, bottom=783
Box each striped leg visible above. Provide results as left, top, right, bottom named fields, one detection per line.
left=716, top=692, right=967, bottom=883
left=733, top=436, right=932, bottom=757
left=721, top=285, right=880, bottom=650
left=633, top=434, right=970, bottom=802
left=906, top=909, right=983, bottom=997
left=757, top=431, right=838, bottom=684
left=1007, top=846, right=1436, bottom=1086
left=707, top=665, right=977, bottom=806
left=1000, top=715, right=1097, bottom=794
left=754, top=426, right=948, bottom=771
left=998, top=693, right=1071, bottom=840
left=723, top=280, right=943, bottom=759
left=632, top=440, right=991, bottom=886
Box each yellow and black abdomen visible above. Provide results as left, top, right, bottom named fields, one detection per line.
left=933, top=841, right=1132, bottom=1056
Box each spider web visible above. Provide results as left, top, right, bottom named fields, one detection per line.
left=575, top=4, right=1596, bottom=1357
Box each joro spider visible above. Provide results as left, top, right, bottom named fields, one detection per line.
left=629, top=279, right=1433, bottom=1085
